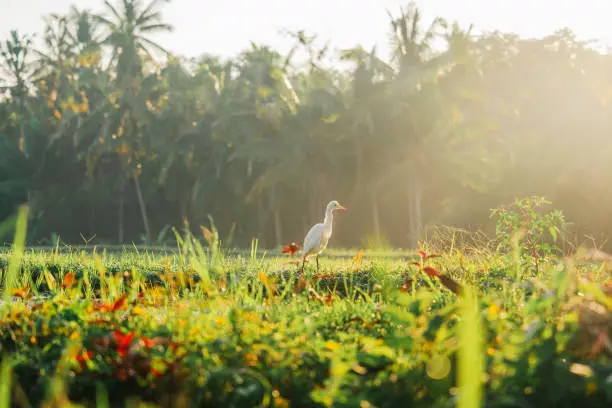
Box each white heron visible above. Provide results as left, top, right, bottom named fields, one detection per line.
left=300, top=200, right=347, bottom=272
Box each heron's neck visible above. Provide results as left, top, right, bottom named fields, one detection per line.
left=323, top=209, right=334, bottom=227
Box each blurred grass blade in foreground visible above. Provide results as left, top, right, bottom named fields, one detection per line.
left=2, top=205, right=28, bottom=301
left=0, top=355, right=12, bottom=408
left=458, top=286, right=484, bottom=408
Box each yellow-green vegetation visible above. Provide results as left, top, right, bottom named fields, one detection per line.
left=3, top=0, right=612, bottom=252
left=1, top=200, right=611, bottom=408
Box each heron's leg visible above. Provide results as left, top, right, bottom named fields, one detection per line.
left=299, top=256, right=306, bottom=274
left=316, top=255, right=320, bottom=273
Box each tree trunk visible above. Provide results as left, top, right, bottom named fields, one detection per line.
left=179, top=193, right=189, bottom=226
left=271, top=188, right=282, bottom=247
left=370, top=189, right=381, bottom=239
left=257, top=197, right=265, bottom=240
left=415, top=180, right=422, bottom=240
left=89, top=196, right=95, bottom=236
left=247, top=159, right=253, bottom=177
left=189, top=176, right=202, bottom=221
left=134, top=174, right=151, bottom=245
left=18, top=91, right=27, bottom=156
left=407, top=177, right=423, bottom=247
left=309, top=179, right=322, bottom=224
left=349, top=147, right=364, bottom=206
left=309, top=197, right=317, bottom=225
left=19, top=119, right=26, bottom=156
left=273, top=207, right=282, bottom=248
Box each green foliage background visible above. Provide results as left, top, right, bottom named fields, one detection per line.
left=2, top=1, right=612, bottom=249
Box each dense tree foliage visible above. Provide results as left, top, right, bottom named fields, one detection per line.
left=1, top=1, right=612, bottom=249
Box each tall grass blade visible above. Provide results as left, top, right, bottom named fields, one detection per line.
left=0, top=355, right=12, bottom=408
left=457, top=286, right=484, bottom=408
left=96, top=383, right=110, bottom=408
left=2, top=205, right=28, bottom=301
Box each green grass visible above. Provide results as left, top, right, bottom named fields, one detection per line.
left=0, top=226, right=611, bottom=407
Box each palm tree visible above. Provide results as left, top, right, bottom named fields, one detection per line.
left=93, top=0, right=174, bottom=244
left=0, top=31, right=43, bottom=218
left=336, top=4, right=477, bottom=246
left=152, top=56, right=222, bottom=222
left=0, top=31, right=35, bottom=153
left=339, top=45, right=394, bottom=239
left=33, top=8, right=101, bottom=88
left=380, top=3, right=468, bottom=246
left=0, top=27, right=96, bottom=239
left=96, top=0, right=173, bottom=81
left=69, top=6, right=102, bottom=55
left=34, top=15, right=75, bottom=75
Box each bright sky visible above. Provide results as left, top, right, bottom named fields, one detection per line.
left=2, top=0, right=612, bottom=61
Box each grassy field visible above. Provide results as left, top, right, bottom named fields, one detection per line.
left=0, top=208, right=612, bottom=407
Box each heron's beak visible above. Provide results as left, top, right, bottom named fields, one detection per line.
left=335, top=205, right=347, bottom=212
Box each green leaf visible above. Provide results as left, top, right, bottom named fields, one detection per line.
left=549, top=226, right=558, bottom=242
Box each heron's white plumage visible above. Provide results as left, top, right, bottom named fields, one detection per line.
left=301, top=200, right=346, bottom=270
left=303, top=223, right=331, bottom=258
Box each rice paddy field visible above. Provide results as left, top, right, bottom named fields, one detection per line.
left=1, top=214, right=612, bottom=408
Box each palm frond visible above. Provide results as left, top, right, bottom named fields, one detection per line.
left=421, top=17, right=445, bottom=51
left=136, top=0, right=169, bottom=25
left=138, top=36, right=170, bottom=56
left=105, top=46, right=120, bottom=72
left=369, top=48, right=395, bottom=78
left=32, top=49, right=53, bottom=62
left=92, top=14, right=117, bottom=30
left=136, top=10, right=163, bottom=26
left=139, top=23, right=173, bottom=34
left=408, top=5, right=421, bottom=44
left=103, top=0, right=124, bottom=22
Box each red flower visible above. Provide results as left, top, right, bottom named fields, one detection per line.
left=423, top=266, right=441, bottom=278
left=281, top=242, right=301, bottom=256
left=400, top=279, right=414, bottom=292
left=418, top=250, right=440, bottom=262
left=150, top=368, right=163, bottom=379
left=113, top=330, right=136, bottom=357
left=75, top=350, right=94, bottom=369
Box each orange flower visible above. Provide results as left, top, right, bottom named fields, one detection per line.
left=11, top=285, right=31, bottom=299
left=96, top=294, right=128, bottom=312
left=62, top=272, right=76, bottom=289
